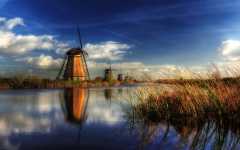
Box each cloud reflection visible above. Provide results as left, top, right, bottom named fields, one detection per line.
left=0, top=90, right=66, bottom=149
left=0, top=88, right=131, bottom=149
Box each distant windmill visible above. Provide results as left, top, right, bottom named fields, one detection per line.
left=57, top=27, right=90, bottom=81
left=104, top=58, right=119, bottom=81
left=104, top=59, right=114, bottom=81
left=117, top=63, right=124, bottom=81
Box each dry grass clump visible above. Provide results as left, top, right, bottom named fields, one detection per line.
left=131, top=77, right=240, bottom=122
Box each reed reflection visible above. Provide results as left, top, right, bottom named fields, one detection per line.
left=62, top=88, right=89, bottom=125
left=127, top=112, right=240, bottom=150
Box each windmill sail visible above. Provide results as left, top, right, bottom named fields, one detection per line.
left=56, top=56, right=68, bottom=80
left=77, top=26, right=83, bottom=49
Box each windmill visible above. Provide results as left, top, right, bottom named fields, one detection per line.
left=104, top=59, right=114, bottom=81
left=117, top=63, right=124, bottom=81
left=57, top=27, right=90, bottom=81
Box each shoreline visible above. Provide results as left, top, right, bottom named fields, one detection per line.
left=0, top=82, right=161, bottom=91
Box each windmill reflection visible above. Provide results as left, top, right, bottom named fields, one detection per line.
left=104, top=88, right=124, bottom=102
left=104, top=88, right=113, bottom=101
left=63, top=88, right=89, bottom=125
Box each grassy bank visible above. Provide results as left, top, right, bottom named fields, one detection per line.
left=127, top=76, right=240, bottom=149
left=129, top=76, right=240, bottom=121
left=0, top=75, right=139, bottom=89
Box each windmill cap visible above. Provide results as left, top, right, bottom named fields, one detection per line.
left=66, top=48, right=84, bottom=55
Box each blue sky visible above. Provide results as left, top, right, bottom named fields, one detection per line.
left=0, top=0, right=240, bottom=78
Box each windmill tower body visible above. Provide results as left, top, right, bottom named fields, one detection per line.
left=63, top=48, right=88, bottom=81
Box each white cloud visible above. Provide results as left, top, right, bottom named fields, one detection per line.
left=139, top=64, right=208, bottom=79
left=214, top=39, right=240, bottom=77
left=0, top=17, right=69, bottom=55
left=16, top=54, right=63, bottom=69
left=218, top=40, right=240, bottom=61
left=0, top=31, right=56, bottom=54
left=84, top=41, right=131, bottom=61
left=87, top=61, right=144, bottom=69
left=87, top=60, right=208, bottom=79
left=213, top=61, right=240, bottom=77
left=0, top=17, right=24, bottom=30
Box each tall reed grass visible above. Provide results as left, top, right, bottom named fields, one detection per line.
left=129, top=70, right=240, bottom=122
left=127, top=70, right=240, bottom=149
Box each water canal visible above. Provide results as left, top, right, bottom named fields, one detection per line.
left=0, top=87, right=239, bottom=150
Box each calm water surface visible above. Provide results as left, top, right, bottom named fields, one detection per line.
left=0, top=87, right=239, bottom=150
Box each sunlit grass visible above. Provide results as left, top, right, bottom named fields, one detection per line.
left=127, top=69, right=240, bottom=149
left=129, top=69, right=240, bottom=122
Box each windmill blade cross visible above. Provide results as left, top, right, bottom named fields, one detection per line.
left=77, top=26, right=83, bottom=49
left=77, top=26, right=89, bottom=57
